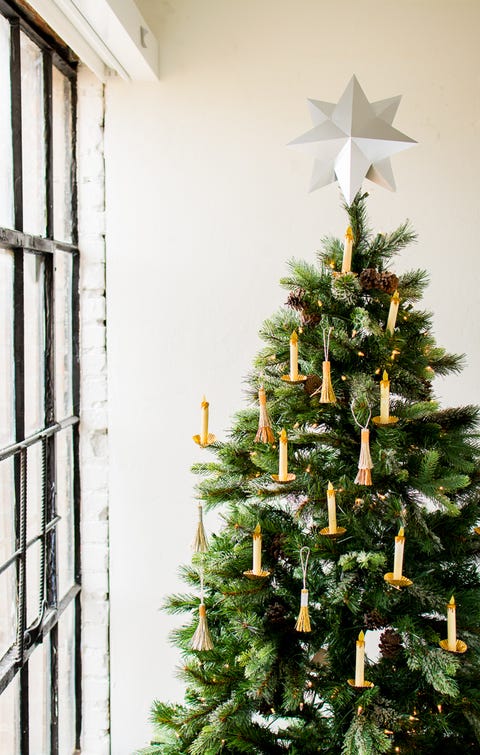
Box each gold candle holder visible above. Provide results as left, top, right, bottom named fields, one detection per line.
left=271, top=473, right=296, bottom=483
left=372, top=416, right=399, bottom=426
left=320, top=526, right=346, bottom=538
left=193, top=432, right=216, bottom=447
left=243, top=569, right=271, bottom=579
left=281, top=374, right=307, bottom=384
left=439, top=639, right=467, bottom=654
left=384, top=573, right=412, bottom=588
left=347, top=679, right=374, bottom=689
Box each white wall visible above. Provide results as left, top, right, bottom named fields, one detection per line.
left=104, top=1, right=480, bottom=751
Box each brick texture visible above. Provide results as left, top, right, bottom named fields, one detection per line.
left=77, top=64, right=110, bottom=755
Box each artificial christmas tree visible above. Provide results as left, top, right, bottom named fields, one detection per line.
left=145, top=193, right=480, bottom=755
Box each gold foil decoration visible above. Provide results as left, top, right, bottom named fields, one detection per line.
left=255, top=386, right=275, bottom=444
left=192, top=503, right=209, bottom=554
left=295, top=547, right=311, bottom=633
left=191, top=571, right=214, bottom=651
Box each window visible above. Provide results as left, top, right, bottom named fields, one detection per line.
left=0, top=1, right=80, bottom=753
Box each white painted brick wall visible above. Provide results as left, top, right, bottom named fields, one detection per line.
left=77, top=64, right=110, bottom=755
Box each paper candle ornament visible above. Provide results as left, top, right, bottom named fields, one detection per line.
left=282, top=332, right=306, bottom=383
left=384, top=527, right=412, bottom=587
left=191, top=571, right=214, bottom=651
left=373, top=371, right=399, bottom=426
left=193, top=396, right=216, bottom=447
left=295, top=547, right=311, bottom=633
left=342, top=226, right=354, bottom=273
left=439, top=596, right=467, bottom=654
left=243, top=524, right=270, bottom=579
left=255, top=385, right=275, bottom=444
left=271, top=429, right=296, bottom=483
left=320, top=482, right=347, bottom=538
left=348, top=631, right=374, bottom=688
left=327, top=481, right=337, bottom=533
left=386, top=291, right=400, bottom=335
left=447, top=596, right=456, bottom=651
left=290, top=330, right=299, bottom=380
left=192, top=504, right=209, bottom=554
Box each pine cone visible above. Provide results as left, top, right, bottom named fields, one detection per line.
left=379, top=628, right=403, bottom=659
left=286, top=287, right=307, bottom=311
left=363, top=608, right=387, bottom=630
left=379, top=271, right=399, bottom=294
left=269, top=533, right=288, bottom=561
left=300, top=310, right=321, bottom=327
left=304, top=374, right=322, bottom=397
left=359, top=268, right=379, bottom=290
left=265, top=600, right=290, bottom=626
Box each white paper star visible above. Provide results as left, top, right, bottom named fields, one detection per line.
left=289, top=76, right=416, bottom=205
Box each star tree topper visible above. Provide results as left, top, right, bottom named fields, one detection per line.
left=289, top=75, right=416, bottom=205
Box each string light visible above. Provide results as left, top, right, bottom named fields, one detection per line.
left=358, top=351, right=365, bottom=357
left=317, top=300, right=323, bottom=307
left=341, top=375, right=347, bottom=381
left=357, top=706, right=363, bottom=715
left=375, top=368, right=381, bottom=375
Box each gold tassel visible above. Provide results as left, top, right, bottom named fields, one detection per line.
left=320, top=360, right=336, bottom=403
left=191, top=603, right=214, bottom=651
left=255, top=386, right=275, bottom=444
left=295, top=588, right=311, bottom=633
left=295, top=547, right=311, bottom=632
left=192, top=504, right=209, bottom=553
left=355, top=428, right=373, bottom=486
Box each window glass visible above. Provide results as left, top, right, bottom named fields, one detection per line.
left=0, top=250, right=15, bottom=446
left=21, top=32, right=46, bottom=236
left=58, top=601, right=76, bottom=753
left=0, top=16, right=13, bottom=228
left=57, top=427, right=74, bottom=599
left=55, top=250, right=73, bottom=420
left=0, top=674, right=19, bottom=754
left=28, top=642, right=50, bottom=754
left=52, top=66, right=73, bottom=242
left=24, top=253, right=45, bottom=436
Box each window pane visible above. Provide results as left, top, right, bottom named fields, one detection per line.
left=0, top=673, right=19, bottom=754
left=26, top=442, right=44, bottom=627
left=58, top=600, right=75, bottom=754
left=0, top=458, right=15, bottom=563
left=0, top=250, right=15, bottom=445
left=21, top=32, right=46, bottom=237
left=52, top=67, right=72, bottom=242
left=28, top=641, right=50, bottom=754
left=0, top=16, right=13, bottom=228
left=0, top=563, right=17, bottom=660
left=54, top=251, right=73, bottom=420
left=57, top=428, right=74, bottom=599
left=24, top=253, right=45, bottom=436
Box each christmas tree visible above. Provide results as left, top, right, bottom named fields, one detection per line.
left=145, top=193, right=480, bottom=755
left=145, top=81, right=480, bottom=754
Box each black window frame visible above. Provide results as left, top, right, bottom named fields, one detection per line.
left=0, top=1, right=81, bottom=753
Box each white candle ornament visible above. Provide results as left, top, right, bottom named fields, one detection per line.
left=380, top=371, right=390, bottom=423
left=290, top=330, right=299, bottom=380
left=279, top=428, right=288, bottom=481
left=386, top=290, right=400, bottom=335
left=355, top=631, right=365, bottom=687
left=243, top=524, right=270, bottom=579
left=447, top=596, right=457, bottom=652
left=193, top=395, right=216, bottom=447
left=393, top=527, right=405, bottom=580
left=327, top=482, right=337, bottom=534
left=342, top=226, right=354, bottom=273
